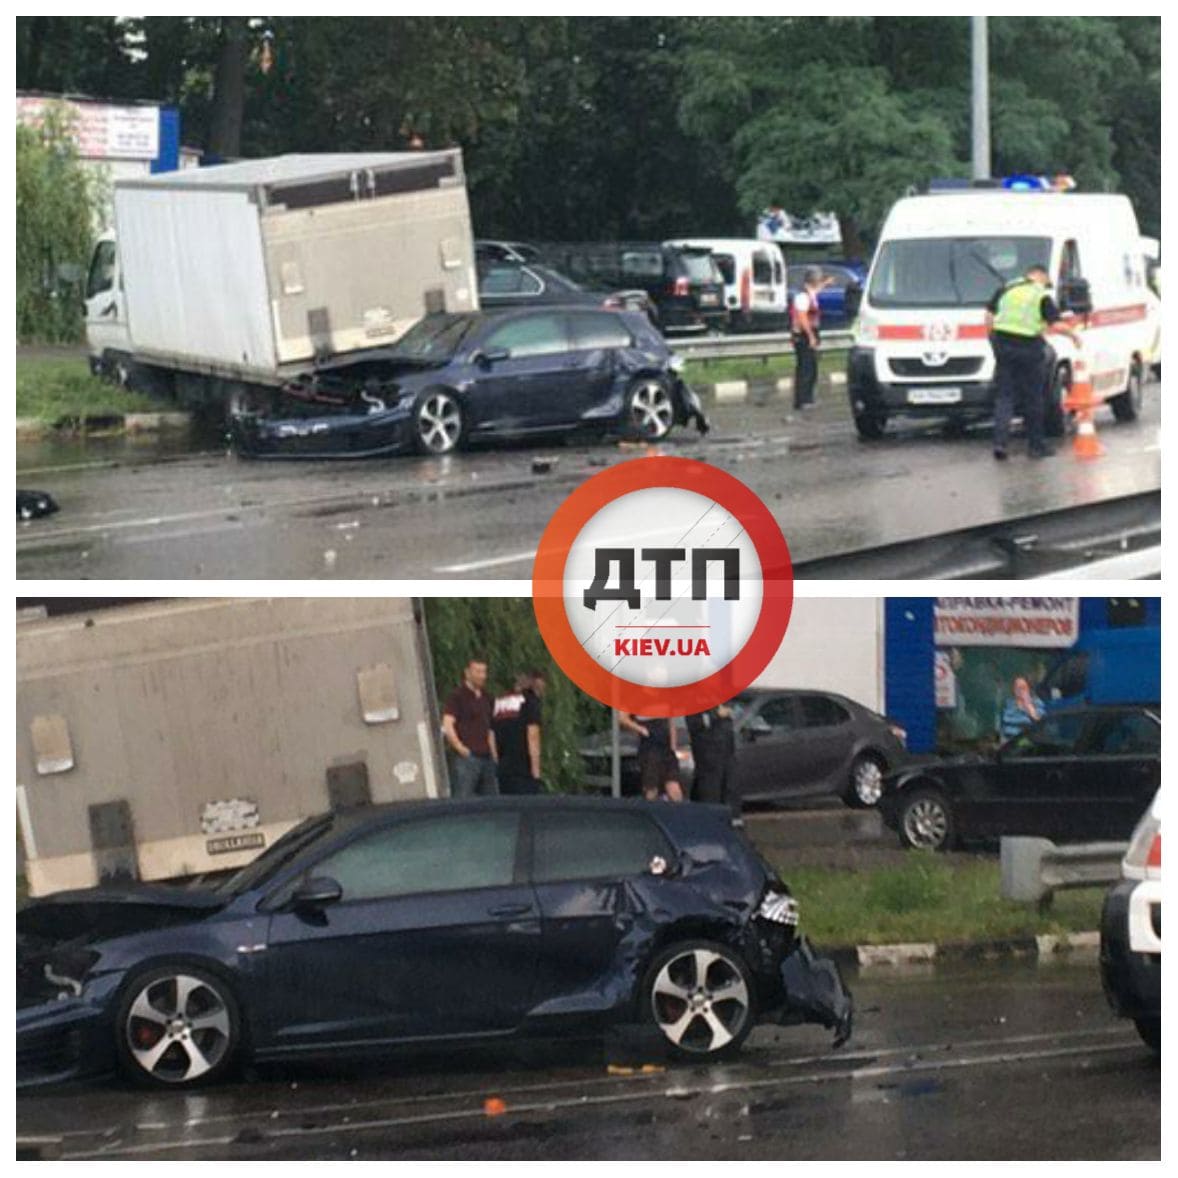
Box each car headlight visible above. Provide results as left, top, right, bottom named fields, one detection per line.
left=758, top=890, right=799, bottom=927
left=855, top=314, right=879, bottom=345
left=668, top=353, right=686, bottom=374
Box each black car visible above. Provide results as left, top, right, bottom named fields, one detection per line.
left=530, top=243, right=728, bottom=334
left=580, top=690, right=908, bottom=809
left=477, top=260, right=657, bottom=323
left=231, top=307, right=705, bottom=459
left=17, top=797, right=852, bottom=1089
left=880, top=705, right=1161, bottom=852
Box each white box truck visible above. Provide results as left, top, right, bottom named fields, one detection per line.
left=847, top=187, right=1157, bottom=439
left=84, top=152, right=478, bottom=414
left=16, top=598, right=447, bottom=897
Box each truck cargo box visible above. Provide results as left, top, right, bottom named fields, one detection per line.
left=113, top=151, right=477, bottom=383
left=16, top=598, right=447, bottom=897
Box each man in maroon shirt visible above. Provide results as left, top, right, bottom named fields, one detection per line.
left=442, top=657, right=499, bottom=797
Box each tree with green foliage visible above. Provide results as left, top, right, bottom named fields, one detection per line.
left=15, top=106, right=106, bottom=343
left=423, top=598, right=608, bottom=793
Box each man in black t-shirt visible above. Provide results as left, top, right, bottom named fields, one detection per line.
left=492, top=671, right=546, bottom=794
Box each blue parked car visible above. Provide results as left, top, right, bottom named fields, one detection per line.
left=18, top=797, right=852, bottom=1089
left=230, top=307, right=706, bottom=459
left=789, top=260, right=868, bottom=329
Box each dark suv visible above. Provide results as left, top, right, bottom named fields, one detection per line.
left=530, top=243, right=728, bottom=334
left=18, top=797, right=852, bottom=1089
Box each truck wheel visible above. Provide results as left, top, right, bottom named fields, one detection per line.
left=1044, top=364, right=1069, bottom=438
left=1134, top=1016, right=1160, bottom=1054
left=853, top=411, right=887, bottom=441
left=413, top=389, right=465, bottom=455
left=1109, top=359, right=1144, bottom=423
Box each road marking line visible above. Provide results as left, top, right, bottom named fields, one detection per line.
left=61, top=1037, right=1139, bottom=1158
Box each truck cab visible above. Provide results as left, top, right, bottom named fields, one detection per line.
left=848, top=184, right=1155, bottom=440
left=84, top=232, right=132, bottom=381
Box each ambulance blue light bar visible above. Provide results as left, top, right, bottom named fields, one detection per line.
left=927, top=175, right=1076, bottom=193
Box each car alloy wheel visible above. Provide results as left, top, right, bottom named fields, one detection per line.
left=851, top=756, right=884, bottom=807
left=416, top=391, right=463, bottom=454
left=628, top=378, right=674, bottom=439
left=902, top=794, right=951, bottom=851
left=649, top=943, right=751, bottom=1056
left=122, top=970, right=236, bottom=1086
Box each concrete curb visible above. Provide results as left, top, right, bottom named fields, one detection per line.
left=15, top=411, right=193, bottom=439
left=837, top=929, right=1101, bottom=971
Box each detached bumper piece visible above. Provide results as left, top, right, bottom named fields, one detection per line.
left=775, top=936, right=854, bottom=1048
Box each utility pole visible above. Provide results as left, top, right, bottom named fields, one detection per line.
left=971, top=15, right=991, bottom=180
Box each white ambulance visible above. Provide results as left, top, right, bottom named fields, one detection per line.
left=848, top=185, right=1154, bottom=440
left=666, top=238, right=788, bottom=331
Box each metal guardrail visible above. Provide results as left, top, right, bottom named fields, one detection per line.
left=1000, top=836, right=1127, bottom=907
left=672, top=329, right=853, bottom=362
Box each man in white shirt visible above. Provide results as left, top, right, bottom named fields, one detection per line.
left=791, top=267, right=832, bottom=410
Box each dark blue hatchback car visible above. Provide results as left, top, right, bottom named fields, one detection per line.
left=230, top=307, right=705, bottom=459
left=17, top=797, right=851, bottom=1089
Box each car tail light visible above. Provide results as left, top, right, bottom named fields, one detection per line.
left=1122, top=801, right=1161, bottom=880
left=672, top=276, right=690, bottom=297
left=602, top=295, right=621, bottom=309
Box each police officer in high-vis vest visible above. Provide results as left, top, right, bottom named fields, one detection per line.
left=985, top=263, right=1081, bottom=460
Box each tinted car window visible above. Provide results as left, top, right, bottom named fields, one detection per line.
left=483, top=314, right=569, bottom=358
left=752, top=251, right=774, bottom=285
left=1005, top=713, right=1087, bottom=759
left=820, top=266, right=852, bottom=291
left=1087, top=711, right=1160, bottom=756
left=390, top=314, right=477, bottom=361
left=314, top=813, right=520, bottom=901
left=755, top=696, right=797, bottom=731
left=713, top=254, right=736, bottom=284
left=621, top=250, right=665, bottom=279
left=799, top=696, right=850, bottom=728
left=480, top=264, right=543, bottom=295
left=532, top=811, right=671, bottom=883
left=680, top=252, right=720, bottom=283
left=569, top=312, right=631, bottom=351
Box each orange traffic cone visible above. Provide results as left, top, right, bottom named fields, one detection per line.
left=1066, top=356, right=1105, bottom=459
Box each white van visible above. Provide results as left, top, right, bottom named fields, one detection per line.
left=848, top=189, right=1155, bottom=439
left=667, top=238, right=788, bottom=331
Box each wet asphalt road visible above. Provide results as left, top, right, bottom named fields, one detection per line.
left=15, top=380, right=1160, bottom=580
left=15, top=958, right=1158, bottom=1160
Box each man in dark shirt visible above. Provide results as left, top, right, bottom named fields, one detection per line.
left=442, top=657, right=499, bottom=797
left=619, top=711, right=682, bottom=800
left=686, top=703, right=738, bottom=813
left=492, top=670, right=546, bottom=794
left=986, top=263, right=1082, bottom=460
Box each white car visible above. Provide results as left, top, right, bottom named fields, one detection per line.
left=1099, top=790, right=1161, bottom=1051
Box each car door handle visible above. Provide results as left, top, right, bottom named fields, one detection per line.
left=487, top=902, right=533, bottom=918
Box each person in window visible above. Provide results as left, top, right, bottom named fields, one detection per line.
left=985, top=263, right=1082, bottom=460
left=686, top=703, right=737, bottom=812
left=442, top=657, right=499, bottom=797
left=620, top=711, right=682, bottom=801
left=492, top=670, right=546, bottom=795
left=998, top=676, right=1045, bottom=742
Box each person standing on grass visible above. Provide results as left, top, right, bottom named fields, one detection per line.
left=492, top=670, right=546, bottom=794
left=442, top=657, right=499, bottom=797
left=791, top=267, right=832, bottom=410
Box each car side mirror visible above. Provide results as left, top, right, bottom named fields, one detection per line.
left=291, top=876, right=342, bottom=911
left=473, top=348, right=509, bottom=368
left=1057, top=276, right=1092, bottom=316
left=844, top=282, right=863, bottom=319
left=744, top=716, right=772, bottom=741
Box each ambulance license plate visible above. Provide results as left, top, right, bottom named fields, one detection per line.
left=908, top=386, right=962, bottom=405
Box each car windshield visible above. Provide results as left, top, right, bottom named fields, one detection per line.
left=213, top=815, right=335, bottom=896
left=868, top=236, right=1052, bottom=308
left=388, top=313, right=478, bottom=361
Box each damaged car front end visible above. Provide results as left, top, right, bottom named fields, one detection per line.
left=229, top=307, right=707, bottom=460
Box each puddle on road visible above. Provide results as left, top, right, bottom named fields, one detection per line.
left=17, top=420, right=229, bottom=473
